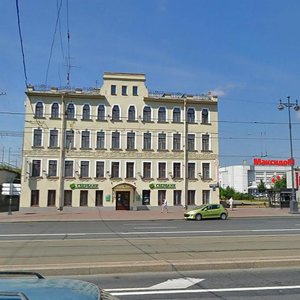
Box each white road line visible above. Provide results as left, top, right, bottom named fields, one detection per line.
left=1, top=228, right=300, bottom=238
left=110, top=284, right=300, bottom=296
left=133, top=227, right=177, bottom=229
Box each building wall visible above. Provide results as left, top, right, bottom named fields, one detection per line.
left=20, top=72, right=219, bottom=209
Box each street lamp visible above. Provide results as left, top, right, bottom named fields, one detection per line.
left=278, top=96, right=300, bottom=214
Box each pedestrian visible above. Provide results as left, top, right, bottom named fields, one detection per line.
left=229, top=197, right=234, bottom=211
left=161, top=199, right=168, bottom=213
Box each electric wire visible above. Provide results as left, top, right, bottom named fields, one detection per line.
left=15, top=0, right=28, bottom=87
left=45, top=0, right=63, bottom=85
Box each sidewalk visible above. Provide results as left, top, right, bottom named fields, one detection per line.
left=0, top=206, right=295, bottom=222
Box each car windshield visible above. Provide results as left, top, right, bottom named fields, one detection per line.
left=194, top=205, right=207, bottom=210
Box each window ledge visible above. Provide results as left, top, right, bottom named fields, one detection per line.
left=79, top=177, right=92, bottom=179
left=188, top=150, right=197, bottom=152
left=110, top=177, right=122, bottom=180
left=81, top=119, right=93, bottom=121
left=142, top=149, right=154, bottom=152
left=30, top=176, right=43, bottom=179
left=49, top=117, right=61, bottom=120
left=201, top=122, right=212, bottom=125
left=111, top=119, right=122, bottom=122
left=32, top=146, right=44, bottom=149
left=172, top=150, right=184, bottom=152
left=110, top=148, right=123, bottom=151
left=34, top=116, right=46, bottom=119
left=66, top=118, right=77, bottom=121
left=96, top=148, right=107, bottom=151
left=94, top=177, right=106, bottom=180
left=96, top=119, right=108, bottom=122
left=126, top=149, right=138, bottom=151
left=48, top=146, right=60, bottom=149
left=157, top=149, right=169, bottom=152
left=64, top=177, right=76, bottom=179
left=125, top=177, right=136, bottom=180
left=142, top=121, right=154, bottom=123
left=47, top=176, right=59, bottom=179
left=142, top=177, right=154, bottom=181
left=172, top=121, right=183, bottom=124
left=127, top=120, right=138, bottom=122
left=80, top=148, right=92, bottom=150
left=157, top=121, right=169, bottom=124
left=201, top=150, right=213, bottom=153
left=157, top=177, right=169, bottom=181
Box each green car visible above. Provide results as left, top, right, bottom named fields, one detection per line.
left=184, top=204, right=228, bottom=221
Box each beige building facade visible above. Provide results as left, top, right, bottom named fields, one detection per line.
left=20, top=72, right=219, bottom=210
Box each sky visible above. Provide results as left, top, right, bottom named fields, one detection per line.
left=1, top=0, right=300, bottom=167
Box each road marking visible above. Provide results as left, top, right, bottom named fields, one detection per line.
left=1, top=228, right=300, bottom=238
left=133, top=227, right=177, bottom=229
left=107, top=277, right=204, bottom=292
left=110, top=284, right=300, bottom=296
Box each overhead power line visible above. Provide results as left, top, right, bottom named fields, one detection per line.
left=15, top=0, right=28, bottom=87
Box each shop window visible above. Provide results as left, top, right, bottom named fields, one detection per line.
left=80, top=190, right=88, bottom=206
left=142, top=190, right=150, bottom=205
left=31, top=190, right=39, bottom=206
left=47, top=190, right=56, bottom=206
left=64, top=190, right=72, bottom=206
left=95, top=190, right=103, bottom=206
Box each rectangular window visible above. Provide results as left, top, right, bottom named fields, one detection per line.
left=31, top=190, right=39, bottom=206
left=202, top=163, right=210, bottom=179
left=143, top=162, right=151, bottom=178
left=49, top=129, right=58, bottom=147
left=188, top=190, right=195, bottom=205
left=47, top=190, right=56, bottom=206
left=48, top=160, right=57, bottom=177
left=32, top=160, right=41, bottom=177
left=33, top=129, right=42, bottom=147
left=127, top=132, right=135, bottom=150
left=126, top=162, right=134, bottom=178
left=143, top=132, right=152, bottom=150
left=133, top=86, right=138, bottom=96
left=142, top=190, right=150, bottom=205
left=111, top=85, right=117, bottom=95
left=80, top=161, right=89, bottom=178
left=111, top=162, right=120, bottom=178
left=158, top=133, right=166, bottom=150
left=64, top=190, right=72, bottom=206
left=173, top=133, right=181, bottom=150
left=188, top=134, right=195, bottom=151
left=158, top=190, right=166, bottom=206
left=112, top=131, right=120, bottom=149
left=202, top=134, right=210, bottom=151
left=158, top=162, right=166, bottom=179
left=122, top=85, right=127, bottom=95
left=64, top=161, right=74, bottom=177
left=96, top=161, right=104, bottom=178
left=95, top=190, right=103, bottom=206
left=173, top=163, right=181, bottom=179
left=96, top=131, right=105, bottom=149
left=81, top=131, right=90, bottom=149
left=173, top=190, right=182, bottom=206
left=188, top=163, right=196, bottom=179
left=202, top=190, right=210, bottom=204
left=80, top=190, right=88, bottom=206
left=65, top=130, right=74, bottom=149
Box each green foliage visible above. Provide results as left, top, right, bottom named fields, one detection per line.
left=258, top=180, right=266, bottom=193
left=220, top=186, right=254, bottom=200
left=273, top=176, right=286, bottom=190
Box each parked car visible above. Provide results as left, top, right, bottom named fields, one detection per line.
left=184, top=204, right=228, bottom=221
left=0, top=271, right=118, bottom=300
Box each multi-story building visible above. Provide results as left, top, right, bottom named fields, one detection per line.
left=20, top=72, right=219, bottom=210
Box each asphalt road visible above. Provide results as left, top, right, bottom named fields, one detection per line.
left=67, top=267, right=300, bottom=299
left=1, top=217, right=300, bottom=274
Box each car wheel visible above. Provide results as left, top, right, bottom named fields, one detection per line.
left=220, top=213, right=227, bottom=220
left=195, top=214, right=202, bottom=221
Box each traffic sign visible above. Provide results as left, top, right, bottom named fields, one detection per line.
left=1, top=183, right=21, bottom=196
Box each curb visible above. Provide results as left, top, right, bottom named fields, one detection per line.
left=2, top=257, right=300, bottom=276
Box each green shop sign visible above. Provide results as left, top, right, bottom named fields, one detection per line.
left=70, top=183, right=99, bottom=190
left=149, top=183, right=176, bottom=189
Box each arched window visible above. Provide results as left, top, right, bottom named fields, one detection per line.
left=187, top=108, right=195, bottom=123
left=112, top=105, right=120, bottom=121
left=82, top=104, right=90, bottom=120
left=128, top=105, right=136, bottom=121
left=35, top=102, right=44, bottom=118
left=202, top=108, right=209, bottom=124
left=143, top=106, right=151, bottom=122
left=97, top=105, right=105, bottom=121
left=158, top=107, right=166, bottom=122
left=66, top=103, right=75, bottom=119
left=51, top=103, right=59, bottom=118
left=173, top=107, right=181, bottom=122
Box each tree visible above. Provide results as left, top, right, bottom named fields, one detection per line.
left=258, top=180, right=266, bottom=193
left=273, top=176, right=286, bottom=190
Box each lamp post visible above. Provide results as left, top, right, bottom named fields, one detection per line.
left=278, top=96, right=300, bottom=214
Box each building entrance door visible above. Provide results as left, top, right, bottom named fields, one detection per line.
left=116, top=191, right=130, bottom=210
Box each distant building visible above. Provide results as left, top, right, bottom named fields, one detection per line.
left=219, top=159, right=296, bottom=194
left=20, top=72, right=219, bottom=209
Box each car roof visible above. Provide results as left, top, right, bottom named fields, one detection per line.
left=0, top=278, right=100, bottom=300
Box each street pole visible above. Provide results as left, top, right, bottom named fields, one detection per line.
left=8, top=183, right=12, bottom=215
left=278, top=96, right=299, bottom=214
